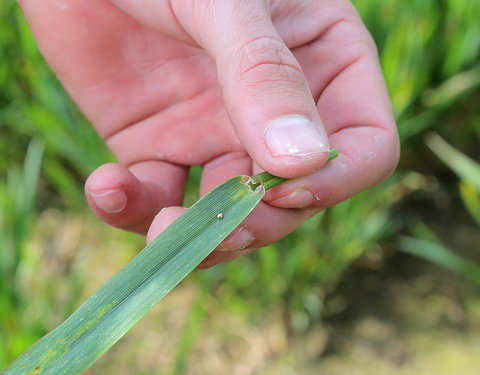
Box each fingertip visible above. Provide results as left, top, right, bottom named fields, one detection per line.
left=85, top=161, right=188, bottom=235
left=89, top=188, right=128, bottom=214
left=85, top=163, right=153, bottom=234
left=85, top=163, right=133, bottom=215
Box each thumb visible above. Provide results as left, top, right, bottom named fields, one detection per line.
left=109, top=0, right=330, bottom=178
left=183, top=1, right=330, bottom=178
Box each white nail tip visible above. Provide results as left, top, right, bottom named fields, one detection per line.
left=264, top=115, right=329, bottom=157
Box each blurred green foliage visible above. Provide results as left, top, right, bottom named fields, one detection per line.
left=0, top=140, right=43, bottom=364
left=0, top=1, right=113, bottom=209
left=400, top=133, right=480, bottom=284
left=1, top=0, right=479, bottom=372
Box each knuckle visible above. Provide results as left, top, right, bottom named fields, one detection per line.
left=327, top=18, right=379, bottom=60
left=237, top=36, right=306, bottom=90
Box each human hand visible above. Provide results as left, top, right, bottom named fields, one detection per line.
left=20, top=0, right=399, bottom=267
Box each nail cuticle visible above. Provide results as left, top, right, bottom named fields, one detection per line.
left=90, top=188, right=127, bottom=214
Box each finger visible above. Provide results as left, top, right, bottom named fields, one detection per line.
left=270, top=0, right=373, bottom=101
left=198, top=1, right=330, bottom=178
left=85, top=161, right=188, bottom=234
left=110, top=0, right=330, bottom=178
left=264, top=127, right=399, bottom=209
left=105, top=89, right=240, bottom=167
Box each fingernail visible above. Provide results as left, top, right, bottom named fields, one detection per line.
left=217, top=226, right=254, bottom=252
left=90, top=188, right=127, bottom=213
left=268, top=188, right=314, bottom=208
left=264, top=115, right=329, bottom=157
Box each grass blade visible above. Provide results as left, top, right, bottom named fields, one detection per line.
left=1, top=176, right=264, bottom=375
left=426, top=132, right=480, bottom=191
left=398, top=236, right=480, bottom=284
left=459, top=181, right=480, bottom=226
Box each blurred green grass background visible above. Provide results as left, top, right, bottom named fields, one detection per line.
left=1, top=0, right=480, bottom=373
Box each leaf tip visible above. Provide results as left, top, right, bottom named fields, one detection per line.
left=328, top=148, right=339, bottom=161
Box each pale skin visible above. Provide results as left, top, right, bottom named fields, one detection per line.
left=19, top=0, right=399, bottom=267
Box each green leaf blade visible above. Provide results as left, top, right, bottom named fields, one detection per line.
left=398, top=236, right=480, bottom=285
left=2, top=176, right=264, bottom=375
left=426, top=132, right=480, bottom=191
